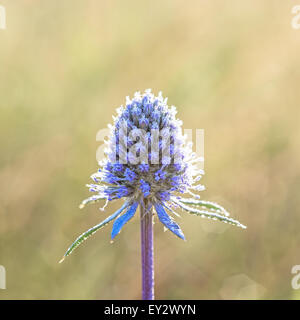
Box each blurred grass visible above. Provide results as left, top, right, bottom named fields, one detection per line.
left=1, top=0, right=300, bottom=299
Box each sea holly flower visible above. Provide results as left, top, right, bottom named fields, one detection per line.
left=60, top=89, right=246, bottom=300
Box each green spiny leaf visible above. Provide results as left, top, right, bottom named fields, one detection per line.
left=173, top=199, right=247, bottom=229
left=179, top=198, right=229, bottom=216
left=59, top=202, right=128, bottom=262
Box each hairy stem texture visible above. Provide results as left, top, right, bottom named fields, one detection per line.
left=140, top=202, right=154, bottom=300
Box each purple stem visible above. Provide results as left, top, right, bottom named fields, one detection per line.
left=140, top=201, right=154, bottom=300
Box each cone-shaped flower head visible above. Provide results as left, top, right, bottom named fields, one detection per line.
left=94, top=89, right=197, bottom=204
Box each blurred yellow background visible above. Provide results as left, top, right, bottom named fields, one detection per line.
left=1, top=0, right=300, bottom=299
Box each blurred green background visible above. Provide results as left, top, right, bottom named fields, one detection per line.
left=1, top=0, right=300, bottom=299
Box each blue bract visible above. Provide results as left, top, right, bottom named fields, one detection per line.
left=60, top=89, right=246, bottom=262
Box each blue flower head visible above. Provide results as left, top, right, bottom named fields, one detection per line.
left=61, top=89, right=246, bottom=261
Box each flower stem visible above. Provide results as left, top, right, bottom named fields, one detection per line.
left=140, top=201, right=154, bottom=300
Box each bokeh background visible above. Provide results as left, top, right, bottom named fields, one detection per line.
left=1, top=0, right=300, bottom=299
